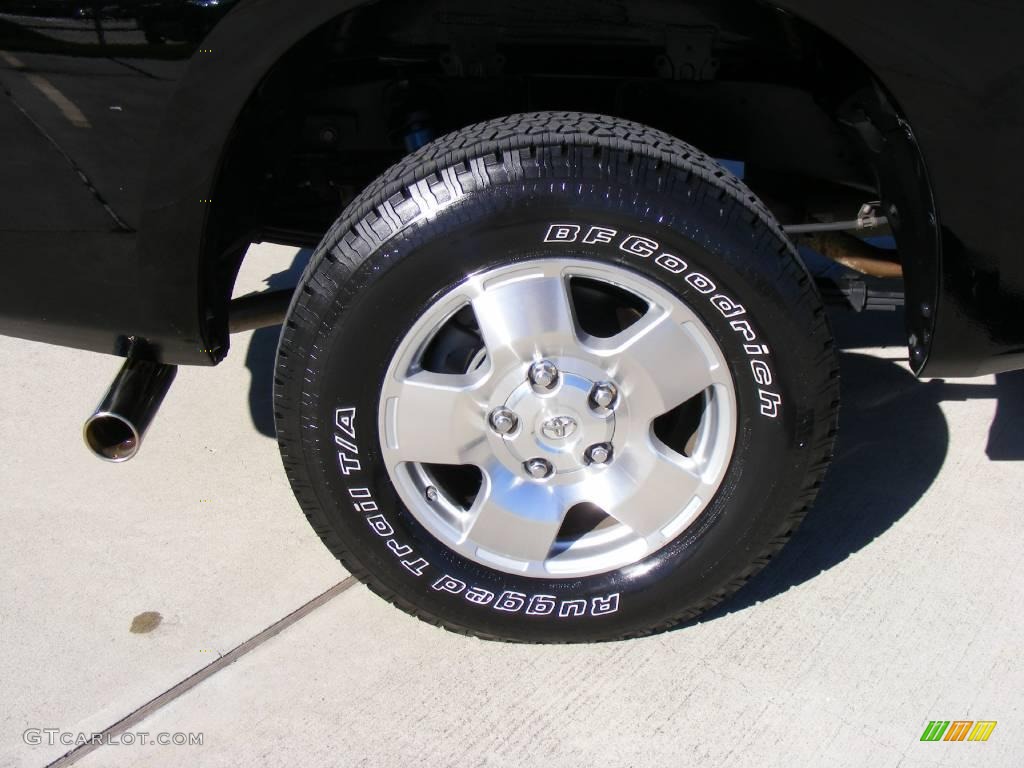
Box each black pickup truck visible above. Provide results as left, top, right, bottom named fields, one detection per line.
left=1, top=0, right=1021, bottom=642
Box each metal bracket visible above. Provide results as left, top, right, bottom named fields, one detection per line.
left=655, top=26, right=718, bottom=81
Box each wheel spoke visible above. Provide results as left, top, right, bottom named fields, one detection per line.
left=463, top=462, right=567, bottom=563
left=471, top=273, right=579, bottom=372
left=600, top=448, right=702, bottom=539
left=378, top=258, right=737, bottom=578
left=594, top=309, right=719, bottom=421
left=383, top=371, right=487, bottom=465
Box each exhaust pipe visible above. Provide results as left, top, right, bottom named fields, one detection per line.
left=83, top=357, right=177, bottom=462
left=228, top=289, right=292, bottom=333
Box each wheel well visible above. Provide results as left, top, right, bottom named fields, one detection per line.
left=204, top=0, right=923, bottom=354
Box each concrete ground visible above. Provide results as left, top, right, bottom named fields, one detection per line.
left=1, top=243, right=1022, bottom=768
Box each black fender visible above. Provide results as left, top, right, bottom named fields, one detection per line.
left=140, top=0, right=1024, bottom=374
left=140, top=0, right=369, bottom=365
left=778, top=0, right=1024, bottom=376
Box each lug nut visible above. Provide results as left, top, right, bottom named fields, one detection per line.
left=590, top=381, right=618, bottom=410
left=585, top=443, right=613, bottom=466
left=489, top=407, right=519, bottom=435
left=529, top=360, right=559, bottom=390
left=525, top=458, right=553, bottom=479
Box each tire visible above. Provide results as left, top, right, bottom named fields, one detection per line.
left=275, top=112, right=839, bottom=642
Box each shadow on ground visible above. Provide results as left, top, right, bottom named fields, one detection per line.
left=244, top=248, right=313, bottom=438
left=698, top=311, right=1024, bottom=622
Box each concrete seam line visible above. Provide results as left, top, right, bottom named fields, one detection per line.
left=45, top=576, right=360, bottom=768
left=3, top=90, right=132, bottom=232
left=1, top=49, right=92, bottom=128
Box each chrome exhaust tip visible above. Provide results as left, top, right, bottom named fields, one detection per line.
left=83, top=358, right=177, bottom=462
left=84, top=411, right=142, bottom=462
